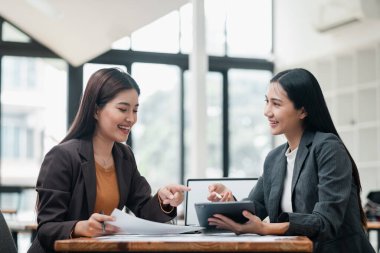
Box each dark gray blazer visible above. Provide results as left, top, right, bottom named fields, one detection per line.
left=0, top=211, right=17, bottom=253
left=28, top=138, right=175, bottom=253
left=248, top=130, right=374, bottom=253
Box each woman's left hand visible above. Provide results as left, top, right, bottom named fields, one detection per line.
left=208, top=210, right=265, bottom=235
left=158, top=184, right=191, bottom=207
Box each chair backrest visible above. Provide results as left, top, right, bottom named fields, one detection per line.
left=185, top=178, right=258, bottom=226
left=0, top=211, right=18, bottom=253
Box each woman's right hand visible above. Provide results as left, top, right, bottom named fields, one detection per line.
left=207, top=183, right=234, bottom=202
left=72, top=213, right=119, bottom=237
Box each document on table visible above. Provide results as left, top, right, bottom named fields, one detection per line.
left=105, top=208, right=203, bottom=235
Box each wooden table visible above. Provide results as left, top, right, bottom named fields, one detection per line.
left=55, top=234, right=313, bottom=253
left=1, top=209, right=17, bottom=214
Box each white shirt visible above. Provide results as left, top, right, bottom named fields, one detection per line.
left=281, top=147, right=298, bottom=213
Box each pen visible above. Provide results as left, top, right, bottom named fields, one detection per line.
left=99, top=210, right=106, bottom=233
left=214, top=192, right=223, bottom=199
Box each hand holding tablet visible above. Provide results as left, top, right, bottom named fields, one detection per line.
left=194, top=201, right=255, bottom=228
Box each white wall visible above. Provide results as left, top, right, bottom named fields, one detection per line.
left=274, top=0, right=380, bottom=68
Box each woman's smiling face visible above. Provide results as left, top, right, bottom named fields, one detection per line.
left=94, top=88, right=139, bottom=143
left=264, top=82, right=306, bottom=139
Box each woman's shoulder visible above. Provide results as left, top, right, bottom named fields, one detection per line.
left=59, top=138, right=81, bottom=147
left=52, top=139, right=81, bottom=151
left=45, top=139, right=82, bottom=158
left=114, top=142, right=134, bottom=158
left=308, top=131, right=347, bottom=156
left=267, top=142, right=287, bottom=158
left=312, top=131, right=342, bottom=146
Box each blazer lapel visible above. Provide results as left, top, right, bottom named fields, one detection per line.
left=78, top=139, right=97, bottom=215
left=291, top=131, right=314, bottom=195
left=113, top=144, right=130, bottom=210
left=269, top=145, right=288, bottom=221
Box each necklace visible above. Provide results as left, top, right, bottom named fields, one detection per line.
left=95, top=153, right=113, bottom=169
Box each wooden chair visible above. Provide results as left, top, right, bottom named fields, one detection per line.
left=0, top=210, right=18, bottom=253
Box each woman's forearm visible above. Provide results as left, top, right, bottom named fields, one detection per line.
left=261, top=222, right=289, bottom=235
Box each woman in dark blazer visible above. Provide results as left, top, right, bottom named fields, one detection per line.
left=207, top=68, right=374, bottom=253
left=28, top=68, right=189, bottom=253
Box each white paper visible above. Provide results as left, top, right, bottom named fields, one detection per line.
left=106, top=208, right=203, bottom=235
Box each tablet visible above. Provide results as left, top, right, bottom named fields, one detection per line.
left=194, top=201, right=255, bottom=228
left=185, top=178, right=258, bottom=226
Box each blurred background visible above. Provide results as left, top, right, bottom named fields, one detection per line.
left=0, top=0, right=379, bottom=252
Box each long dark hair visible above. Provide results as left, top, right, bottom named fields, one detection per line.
left=61, top=68, right=140, bottom=143
left=271, top=68, right=366, bottom=226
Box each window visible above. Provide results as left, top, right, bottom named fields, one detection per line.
left=180, top=1, right=228, bottom=56
left=184, top=71, right=223, bottom=178
left=179, top=3, right=192, bottom=54
left=2, top=22, right=31, bottom=42
left=228, top=69, right=272, bottom=177
left=111, top=36, right=131, bottom=50
left=131, top=63, right=181, bottom=191
left=1, top=56, right=68, bottom=186
left=131, top=11, right=180, bottom=53
left=2, top=57, right=37, bottom=89
left=226, top=0, right=272, bottom=58
left=205, top=0, right=228, bottom=56
left=180, top=0, right=273, bottom=57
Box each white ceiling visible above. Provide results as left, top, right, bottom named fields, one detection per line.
left=0, top=0, right=189, bottom=66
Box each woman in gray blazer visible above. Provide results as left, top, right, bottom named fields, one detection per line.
left=28, top=68, right=190, bottom=253
left=208, top=68, right=374, bottom=253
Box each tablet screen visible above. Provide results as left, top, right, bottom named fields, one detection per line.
left=194, top=201, right=255, bottom=228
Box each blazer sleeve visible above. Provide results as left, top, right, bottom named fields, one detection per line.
left=124, top=147, right=176, bottom=222
left=35, top=145, right=78, bottom=250
left=279, top=136, right=353, bottom=240
left=245, top=177, right=268, bottom=220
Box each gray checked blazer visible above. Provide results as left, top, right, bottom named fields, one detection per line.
left=247, top=130, right=374, bottom=253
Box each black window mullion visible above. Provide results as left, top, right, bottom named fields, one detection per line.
left=68, top=65, right=83, bottom=128
left=0, top=17, right=3, bottom=41
left=222, top=70, right=229, bottom=177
